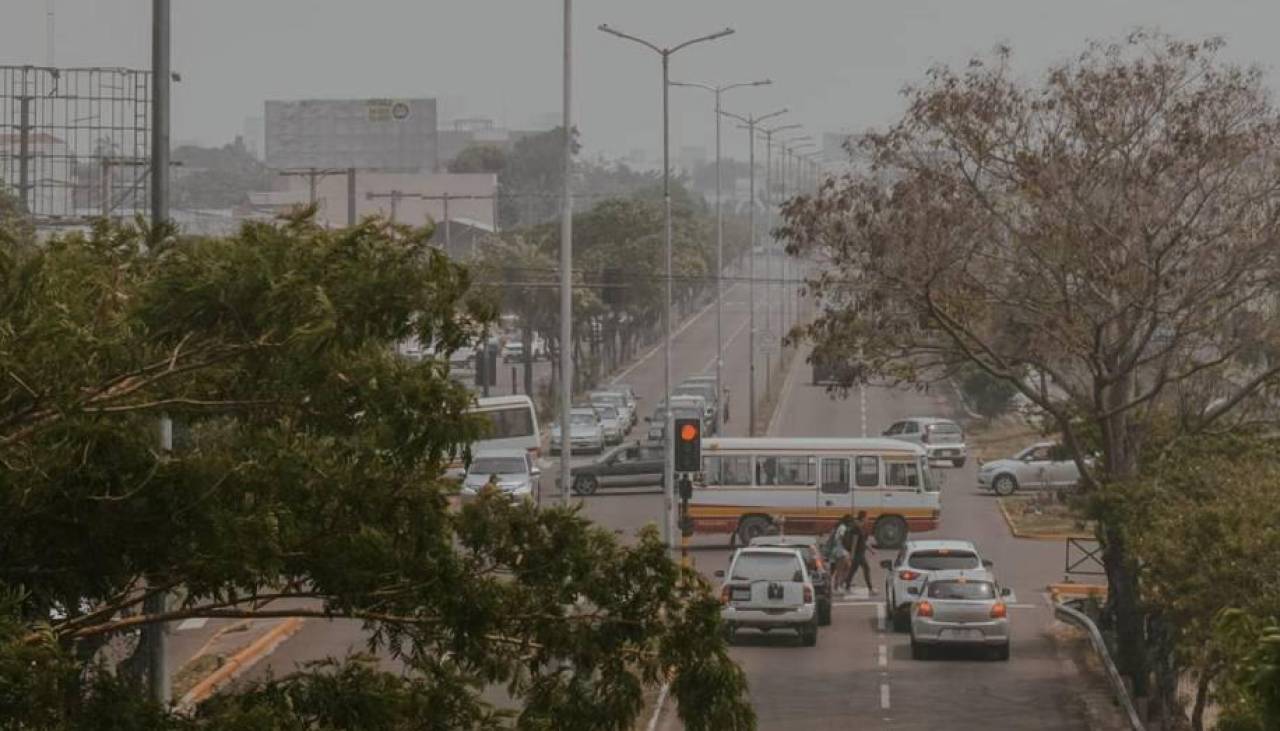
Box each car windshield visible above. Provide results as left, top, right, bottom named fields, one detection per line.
left=753, top=543, right=817, bottom=569
left=927, top=580, right=996, bottom=600
left=908, top=549, right=980, bottom=570
left=570, top=413, right=596, bottom=426
left=731, top=552, right=803, bottom=582
left=469, top=457, right=526, bottom=475
left=594, top=405, right=618, bottom=419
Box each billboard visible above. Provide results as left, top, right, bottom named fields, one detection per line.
left=265, top=98, right=437, bottom=171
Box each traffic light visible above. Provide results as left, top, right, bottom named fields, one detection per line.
left=674, top=417, right=701, bottom=473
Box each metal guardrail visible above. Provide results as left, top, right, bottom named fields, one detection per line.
left=1053, top=601, right=1144, bottom=731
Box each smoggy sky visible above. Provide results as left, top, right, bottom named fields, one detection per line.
left=5, top=1, right=1279, bottom=162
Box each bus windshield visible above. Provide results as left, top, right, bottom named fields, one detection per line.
left=479, top=407, right=535, bottom=439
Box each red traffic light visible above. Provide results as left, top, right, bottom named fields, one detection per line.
left=680, top=423, right=699, bottom=441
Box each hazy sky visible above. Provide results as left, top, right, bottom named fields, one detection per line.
left=5, top=1, right=1280, bottom=161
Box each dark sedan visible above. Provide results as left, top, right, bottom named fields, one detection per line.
left=563, top=442, right=665, bottom=495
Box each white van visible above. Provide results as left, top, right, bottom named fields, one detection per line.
left=446, top=395, right=541, bottom=480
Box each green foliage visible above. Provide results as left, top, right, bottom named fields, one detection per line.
left=1214, top=610, right=1280, bottom=731
left=497, top=128, right=579, bottom=229
left=449, top=145, right=508, bottom=174
left=958, top=365, right=1018, bottom=420
left=171, top=138, right=274, bottom=209
left=0, top=215, right=753, bottom=729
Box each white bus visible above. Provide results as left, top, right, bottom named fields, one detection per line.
left=692, top=437, right=941, bottom=548
left=446, top=395, right=541, bottom=479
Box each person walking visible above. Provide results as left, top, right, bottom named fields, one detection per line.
left=830, top=515, right=854, bottom=595
left=844, top=510, right=877, bottom=595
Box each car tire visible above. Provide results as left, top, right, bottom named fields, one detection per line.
left=736, top=515, right=773, bottom=545
left=873, top=515, right=908, bottom=549
left=952, top=458, right=966, bottom=468
left=911, top=636, right=929, bottom=661
left=818, top=600, right=832, bottom=626
left=993, top=642, right=1010, bottom=661
left=892, top=606, right=911, bottom=633
left=993, top=474, right=1018, bottom=496
left=572, top=475, right=598, bottom=496
left=800, top=621, right=819, bottom=647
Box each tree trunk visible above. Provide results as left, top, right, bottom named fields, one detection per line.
left=1191, top=669, right=1214, bottom=731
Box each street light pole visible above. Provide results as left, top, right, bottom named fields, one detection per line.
left=599, top=23, right=734, bottom=548
left=559, top=0, right=574, bottom=507
left=669, top=79, right=769, bottom=434
left=758, top=123, right=800, bottom=385
left=721, top=107, right=786, bottom=437
left=778, top=136, right=812, bottom=338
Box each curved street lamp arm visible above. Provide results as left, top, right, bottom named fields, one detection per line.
left=671, top=27, right=735, bottom=54
left=597, top=24, right=662, bottom=54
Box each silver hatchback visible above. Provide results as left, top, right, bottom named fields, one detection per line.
left=909, top=571, right=1011, bottom=661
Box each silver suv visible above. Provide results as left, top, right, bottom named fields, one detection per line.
left=716, top=547, right=819, bottom=646
left=883, top=417, right=968, bottom=467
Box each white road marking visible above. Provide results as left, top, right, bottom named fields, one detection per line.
left=878, top=644, right=887, bottom=667
left=876, top=601, right=886, bottom=632
left=176, top=617, right=208, bottom=631
left=699, top=315, right=752, bottom=375
left=765, top=342, right=805, bottom=436
left=609, top=284, right=739, bottom=384
left=880, top=683, right=890, bottom=710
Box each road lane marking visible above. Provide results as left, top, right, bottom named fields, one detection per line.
left=876, top=602, right=886, bottom=632
left=878, top=644, right=887, bottom=667
left=765, top=341, right=805, bottom=436
left=176, top=618, right=208, bottom=631
left=880, top=683, right=890, bottom=710
left=609, top=284, right=739, bottom=384
left=700, top=315, right=752, bottom=375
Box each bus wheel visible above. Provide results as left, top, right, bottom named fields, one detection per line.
left=736, top=515, right=773, bottom=545
left=873, top=516, right=908, bottom=549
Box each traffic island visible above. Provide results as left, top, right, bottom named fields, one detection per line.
left=996, top=495, right=1094, bottom=541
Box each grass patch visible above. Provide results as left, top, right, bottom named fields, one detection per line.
left=998, top=495, right=1093, bottom=538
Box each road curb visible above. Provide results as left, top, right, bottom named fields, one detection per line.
left=995, top=496, right=1091, bottom=542
left=177, top=617, right=305, bottom=709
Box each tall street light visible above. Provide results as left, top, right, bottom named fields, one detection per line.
left=668, top=78, right=770, bottom=434
left=599, top=23, right=734, bottom=548
left=759, top=122, right=800, bottom=387
left=720, top=107, right=786, bottom=437
left=778, top=137, right=812, bottom=336
left=559, top=0, right=574, bottom=507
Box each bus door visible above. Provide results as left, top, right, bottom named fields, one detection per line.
left=818, top=457, right=852, bottom=519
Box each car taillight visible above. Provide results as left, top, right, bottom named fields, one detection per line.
left=915, top=600, right=934, bottom=618
left=720, top=585, right=731, bottom=605
left=803, top=585, right=814, bottom=603
left=898, top=570, right=921, bottom=581
left=990, top=602, right=1007, bottom=619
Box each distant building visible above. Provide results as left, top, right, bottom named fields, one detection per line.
left=264, top=98, right=438, bottom=172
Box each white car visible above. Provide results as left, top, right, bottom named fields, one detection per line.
left=883, top=417, right=968, bottom=467
left=592, top=403, right=625, bottom=445
left=461, top=449, right=540, bottom=502
left=716, top=546, right=819, bottom=646
left=590, top=390, right=634, bottom=430
left=882, top=539, right=994, bottom=632
left=910, top=571, right=1012, bottom=661
left=977, top=442, right=1082, bottom=496
left=549, top=407, right=605, bottom=454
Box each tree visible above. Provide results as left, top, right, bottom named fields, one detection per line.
left=498, top=128, right=579, bottom=230
left=0, top=214, right=753, bottom=729
left=448, top=144, right=507, bottom=174
left=780, top=32, right=1280, bottom=707
left=171, top=138, right=274, bottom=209
left=958, top=364, right=1019, bottom=420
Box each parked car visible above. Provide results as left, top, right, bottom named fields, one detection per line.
left=910, top=572, right=1012, bottom=661
left=716, top=546, right=820, bottom=646
left=882, top=539, right=993, bottom=632
left=560, top=441, right=665, bottom=495
left=501, top=341, right=525, bottom=363
left=590, top=390, right=634, bottom=430
left=749, top=535, right=834, bottom=626
left=659, top=394, right=712, bottom=433
left=978, top=442, right=1082, bottom=495
left=602, top=385, right=639, bottom=424
left=447, top=346, right=475, bottom=372
left=550, top=407, right=605, bottom=454
left=591, top=402, right=625, bottom=445
left=461, top=449, right=540, bottom=502
left=883, top=417, right=968, bottom=467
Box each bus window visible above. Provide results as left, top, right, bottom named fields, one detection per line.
left=480, top=407, right=535, bottom=439
left=721, top=456, right=753, bottom=485
left=820, top=458, right=850, bottom=494
left=776, top=456, right=815, bottom=485
left=886, top=461, right=920, bottom=489
left=702, top=456, right=721, bottom=484
left=855, top=456, right=880, bottom=488
left=756, top=456, right=780, bottom=485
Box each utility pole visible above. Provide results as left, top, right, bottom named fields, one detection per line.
left=721, top=107, right=786, bottom=437
left=146, top=0, right=171, bottom=707
left=669, top=78, right=770, bottom=435
left=346, top=168, right=356, bottom=226
left=600, top=22, right=735, bottom=547
left=560, top=0, right=574, bottom=507
left=759, top=123, right=800, bottom=392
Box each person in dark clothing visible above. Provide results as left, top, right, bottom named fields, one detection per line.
left=844, top=510, right=877, bottom=594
